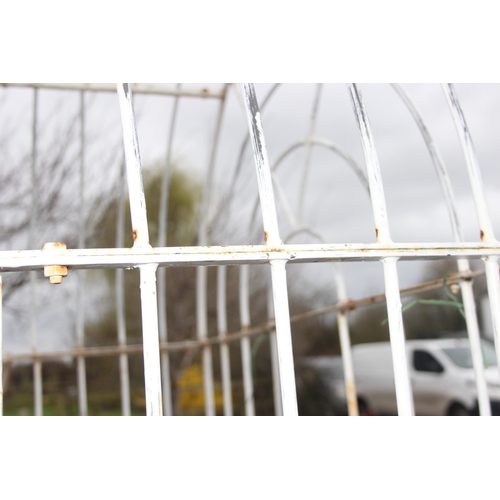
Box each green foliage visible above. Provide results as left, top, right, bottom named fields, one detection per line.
left=89, top=161, right=202, bottom=249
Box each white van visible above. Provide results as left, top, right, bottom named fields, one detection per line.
left=352, top=338, right=500, bottom=416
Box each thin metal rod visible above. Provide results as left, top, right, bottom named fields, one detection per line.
left=116, top=159, right=131, bottom=416
left=157, top=84, right=181, bottom=416
left=267, top=278, right=282, bottom=416
left=4, top=268, right=486, bottom=364
left=76, top=90, right=88, bottom=416
left=239, top=265, right=255, bottom=415
left=391, top=84, right=464, bottom=242
left=196, top=266, right=215, bottom=415
left=284, top=231, right=359, bottom=417
left=117, top=83, right=162, bottom=416
left=334, top=263, right=359, bottom=416
left=0, top=276, right=3, bottom=416
left=30, top=87, right=43, bottom=416
left=195, top=86, right=227, bottom=416
left=348, top=83, right=414, bottom=416
left=241, top=83, right=298, bottom=415
left=217, top=266, right=233, bottom=416
left=3, top=83, right=224, bottom=99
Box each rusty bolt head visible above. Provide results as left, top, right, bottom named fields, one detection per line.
left=42, top=242, right=67, bottom=251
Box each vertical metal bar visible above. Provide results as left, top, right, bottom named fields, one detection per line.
left=392, top=83, right=489, bottom=416
left=269, top=260, right=297, bottom=415
left=156, top=84, right=181, bottom=417
left=267, top=279, right=283, bottom=416
left=139, top=263, right=163, bottom=416
left=117, top=83, right=162, bottom=416
left=443, top=83, right=499, bottom=415
left=333, top=263, right=359, bottom=416
left=240, top=83, right=298, bottom=416
left=30, top=87, right=43, bottom=416
left=116, top=158, right=131, bottom=416
left=0, top=276, right=3, bottom=416
left=196, top=86, right=227, bottom=416
left=117, top=84, right=150, bottom=249
left=239, top=265, right=255, bottom=415
left=217, top=266, right=233, bottom=416
left=348, top=83, right=414, bottom=416
left=197, top=267, right=215, bottom=415
left=76, top=90, right=88, bottom=416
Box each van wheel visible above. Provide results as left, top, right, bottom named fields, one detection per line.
left=358, top=399, right=373, bottom=416
left=448, top=403, right=469, bottom=416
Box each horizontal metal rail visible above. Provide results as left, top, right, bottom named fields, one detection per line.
left=1, top=243, right=499, bottom=272
left=1, top=83, right=225, bottom=99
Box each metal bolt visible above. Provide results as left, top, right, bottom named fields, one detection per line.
left=42, top=242, right=68, bottom=285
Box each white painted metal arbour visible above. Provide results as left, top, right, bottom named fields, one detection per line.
left=1, top=83, right=500, bottom=416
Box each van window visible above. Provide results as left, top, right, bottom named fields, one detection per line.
left=443, top=342, right=497, bottom=368
left=413, top=350, right=444, bottom=373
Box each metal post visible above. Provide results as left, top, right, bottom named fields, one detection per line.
left=348, top=83, right=414, bottom=416
left=239, top=265, right=255, bottom=415
left=240, top=83, right=298, bottom=416
left=117, top=83, right=162, bottom=416
left=76, top=90, right=88, bottom=416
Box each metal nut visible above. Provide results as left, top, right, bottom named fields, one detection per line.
left=44, top=265, right=68, bottom=284
left=42, top=242, right=68, bottom=285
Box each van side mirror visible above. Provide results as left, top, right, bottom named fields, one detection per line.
left=413, top=350, right=444, bottom=373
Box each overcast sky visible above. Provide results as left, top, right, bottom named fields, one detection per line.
left=2, top=83, right=500, bottom=352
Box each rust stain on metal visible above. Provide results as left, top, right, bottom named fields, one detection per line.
left=346, top=378, right=358, bottom=416
left=264, top=231, right=269, bottom=244
left=480, top=229, right=485, bottom=241
left=132, top=229, right=138, bottom=242
left=42, top=241, right=67, bottom=251
left=375, top=228, right=379, bottom=240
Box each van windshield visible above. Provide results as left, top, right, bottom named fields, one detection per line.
left=442, top=342, right=497, bottom=368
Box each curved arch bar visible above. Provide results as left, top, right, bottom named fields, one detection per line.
left=348, top=83, right=414, bottom=416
